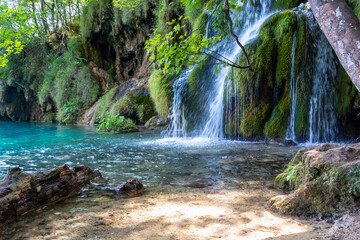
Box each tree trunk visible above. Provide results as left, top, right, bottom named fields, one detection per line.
left=310, top=0, right=360, bottom=91
left=0, top=165, right=101, bottom=223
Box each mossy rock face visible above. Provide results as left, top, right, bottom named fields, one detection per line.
left=93, top=79, right=156, bottom=124
left=264, top=91, right=291, bottom=139
left=80, top=0, right=156, bottom=82
left=149, top=70, right=172, bottom=120
left=260, top=11, right=297, bottom=87
left=222, top=10, right=298, bottom=140
left=270, top=143, right=360, bottom=216
left=272, top=0, right=306, bottom=10
left=240, top=102, right=271, bottom=138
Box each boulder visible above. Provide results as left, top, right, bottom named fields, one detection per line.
left=115, top=179, right=144, bottom=196
left=270, top=143, right=360, bottom=216
left=0, top=165, right=101, bottom=223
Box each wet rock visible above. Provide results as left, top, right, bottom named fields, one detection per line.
left=0, top=165, right=101, bottom=223
left=115, top=179, right=144, bottom=196
left=270, top=143, right=360, bottom=216
left=145, top=116, right=167, bottom=129
left=187, top=179, right=215, bottom=188
left=272, top=138, right=297, bottom=146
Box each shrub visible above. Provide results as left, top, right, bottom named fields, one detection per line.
left=96, top=114, right=138, bottom=132
left=57, top=101, right=80, bottom=124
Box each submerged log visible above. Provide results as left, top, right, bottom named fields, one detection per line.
left=0, top=165, right=101, bottom=223
left=310, top=0, right=360, bottom=91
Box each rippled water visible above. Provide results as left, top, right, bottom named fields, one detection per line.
left=0, top=123, right=298, bottom=193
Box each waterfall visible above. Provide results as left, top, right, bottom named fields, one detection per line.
left=307, top=12, right=338, bottom=143
left=164, top=70, right=192, bottom=138
left=287, top=33, right=298, bottom=142
left=200, top=0, right=274, bottom=139
left=164, top=0, right=275, bottom=139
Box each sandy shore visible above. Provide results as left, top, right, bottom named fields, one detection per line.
left=1, top=179, right=332, bottom=240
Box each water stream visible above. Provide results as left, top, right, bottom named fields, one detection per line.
left=287, top=33, right=298, bottom=142
left=307, top=12, right=338, bottom=143
left=166, top=0, right=274, bottom=139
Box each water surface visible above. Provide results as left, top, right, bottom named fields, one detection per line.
left=0, top=122, right=298, bottom=193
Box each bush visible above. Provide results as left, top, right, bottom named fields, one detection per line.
left=96, top=114, right=138, bottom=132
left=57, top=101, right=80, bottom=124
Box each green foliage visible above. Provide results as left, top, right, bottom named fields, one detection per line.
left=94, top=88, right=117, bottom=123
left=341, top=165, right=360, bottom=200
left=80, top=0, right=113, bottom=41
left=275, top=151, right=304, bottom=189
left=148, top=70, right=172, bottom=119
left=97, top=114, right=138, bottom=132
left=146, top=0, right=251, bottom=74
left=145, top=16, right=221, bottom=75
left=57, top=101, right=80, bottom=124
left=68, top=38, right=83, bottom=57
left=113, top=0, right=142, bottom=10
left=110, top=95, right=136, bottom=117
left=39, top=52, right=100, bottom=119
left=0, top=4, right=36, bottom=67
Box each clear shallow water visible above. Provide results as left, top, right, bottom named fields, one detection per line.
left=0, top=122, right=298, bottom=193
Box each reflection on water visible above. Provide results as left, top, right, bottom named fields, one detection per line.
left=0, top=123, right=298, bottom=194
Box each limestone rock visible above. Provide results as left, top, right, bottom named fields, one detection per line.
left=270, top=143, right=360, bottom=216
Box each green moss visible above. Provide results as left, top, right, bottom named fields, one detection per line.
left=272, top=0, right=306, bottom=10
left=336, top=66, right=353, bottom=116
left=192, top=11, right=208, bottom=34
left=276, top=33, right=294, bottom=86
left=110, top=95, right=136, bottom=117
left=148, top=70, right=172, bottom=119
left=188, top=66, right=201, bottom=93
left=240, top=102, right=271, bottom=138
left=264, top=91, right=291, bottom=139
left=132, top=93, right=156, bottom=123
left=254, top=38, right=277, bottom=85
left=94, top=88, right=117, bottom=123
left=39, top=52, right=100, bottom=121
left=223, top=11, right=299, bottom=139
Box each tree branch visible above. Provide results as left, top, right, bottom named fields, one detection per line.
left=224, top=0, right=252, bottom=71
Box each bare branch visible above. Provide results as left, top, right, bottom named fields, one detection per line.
left=224, top=0, right=252, bottom=71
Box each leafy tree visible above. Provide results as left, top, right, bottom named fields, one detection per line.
left=145, top=0, right=252, bottom=75
left=0, top=0, right=86, bottom=68
left=0, top=4, right=36, bottom=67
left=113, top=0, right=142, bottom=10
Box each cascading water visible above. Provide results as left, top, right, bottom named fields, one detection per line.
left=165, top=0, right=275, bottom=139
left=164, top=70, right=191, bottom=138
left=306, top=12, right=338, bottom=143
left=287, top=33, right=298, bottom=142
left=200, top=0, right=274, bottom=139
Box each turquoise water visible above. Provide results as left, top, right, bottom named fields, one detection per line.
left=0, top=122, right=297, bottom=192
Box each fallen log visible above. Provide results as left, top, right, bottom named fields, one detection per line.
left=0, top=165, right=101, bottom=223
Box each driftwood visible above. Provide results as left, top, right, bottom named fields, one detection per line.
left=0, top=165, right=101, bottom=223
left=310, top=0, right=360, bottom=91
